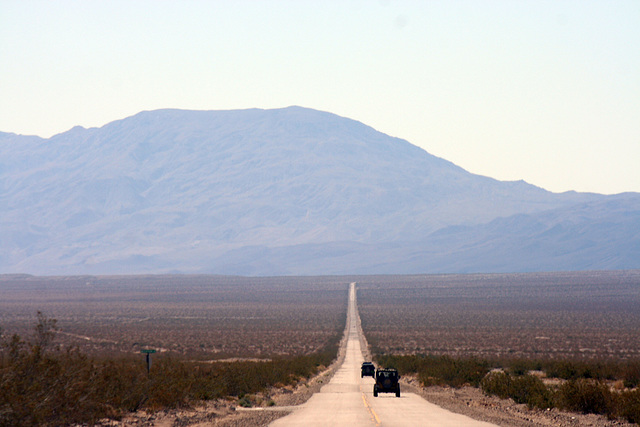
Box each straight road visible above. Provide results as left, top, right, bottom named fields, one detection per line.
left=271, top=283, right=497, bottom=427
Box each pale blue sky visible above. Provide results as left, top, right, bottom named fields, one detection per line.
left=1, top=0, right=639, bottom=194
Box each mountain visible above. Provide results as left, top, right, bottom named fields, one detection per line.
left=1, top=107, right=638, bottom=275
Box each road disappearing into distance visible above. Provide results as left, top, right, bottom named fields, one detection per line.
left=271, top=283, right=497, bottom=427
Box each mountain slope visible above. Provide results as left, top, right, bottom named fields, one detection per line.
left=1, top=107, right=636, bottom=275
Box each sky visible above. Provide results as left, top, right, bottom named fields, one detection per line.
left=1, top=0, right=638, bottom=195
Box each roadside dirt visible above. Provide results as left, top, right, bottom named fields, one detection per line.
left=400, top=375, right=634, bottom=427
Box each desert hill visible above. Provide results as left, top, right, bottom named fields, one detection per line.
left=1, top=107, right=638, bottom=275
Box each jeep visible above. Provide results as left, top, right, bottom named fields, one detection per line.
left=361, top=362, right=375, bottom=378
left=373, top=368, right=400, bottom=397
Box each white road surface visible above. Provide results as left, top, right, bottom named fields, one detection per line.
left=270, top=283, right=497, bottom=427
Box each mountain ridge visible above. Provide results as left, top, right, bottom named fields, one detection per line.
left=1, top=107, right=637, bottom=275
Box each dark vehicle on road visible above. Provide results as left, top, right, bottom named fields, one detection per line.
left=373, top=368, right=400, bottom=397
left=361, top=362, right=375, bottom=378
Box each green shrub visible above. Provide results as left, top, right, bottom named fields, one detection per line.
left=418, top=355, right=488, bottom=388
left=375, top=351, right=640, bottom=423
left=480, top=371, right=512, bottom=400
left=511, top=375, right=553, bottom=409
left=375, top=354, right=488, bottom=388
left=0, top=314, right=342, bottom=426
left=620, top=389, right=640, bottom=424
left=543, top=359, right=618, bottom=382
left=506, top=359, right=542, bottom=376
left=622, top=361, right=640, bottom=389
left=556, top=379, right=614, bottom=416
left=376, top=354, right=423, bottom=374
left=481, top=371, right=552, bottom=409
left=545, top=360, right=583, bottom=380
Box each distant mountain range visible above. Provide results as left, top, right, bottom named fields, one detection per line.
left=1, top=107, right=639, bottom=275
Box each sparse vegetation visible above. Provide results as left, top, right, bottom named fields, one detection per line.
left=481, top=371, right=553, bottom=409
left=0, top=318, right=341, bottom=425
left=360, top=271, right=640, bottom=425
left=371, top=352, right=640, bottom=423
left=3, top=271, right=640, bottom=424
left=0, top=275, right=347, bottom=358
left=377, top=354, right=489, bottom=388
left=358, top=271, right=640, bottom=360
left=0, top=276, right=347, bottom=426
left=482, top=370, right=640, bottom=422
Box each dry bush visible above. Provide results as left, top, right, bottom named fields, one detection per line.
left=0, top=276, right=349, bottom=425
left=620, top=389, right=640, bottom=424
left=481, top=371, right=553, bottom=409
left=556, top=378, right=615, bottom=416
left=358, top=271, right=640, bottom=425
left=376, top=354, right=488, bottom=388
left=0, top=312, right=342, bottom=426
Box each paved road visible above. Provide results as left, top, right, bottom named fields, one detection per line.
left=270, top=283, right=497, bottom=427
